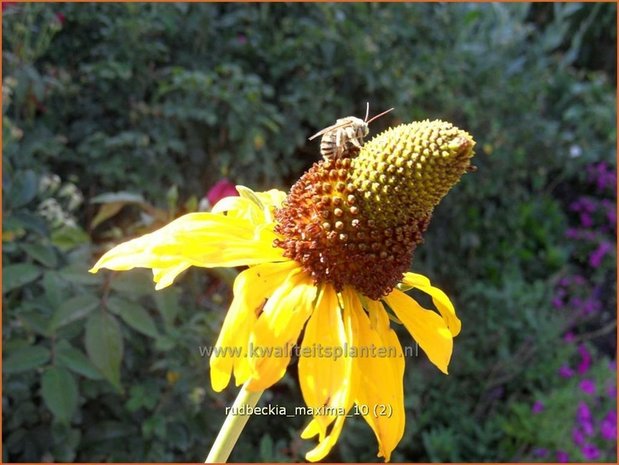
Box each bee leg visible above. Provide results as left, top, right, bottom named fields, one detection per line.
left=335, top=144, right=345, bottom=158
left=335, top=129, right=343, bottom=148
left=345, top=127, right=362, bottom=148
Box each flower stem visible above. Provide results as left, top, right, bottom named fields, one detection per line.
left=205, top=382, right=263, bottom=463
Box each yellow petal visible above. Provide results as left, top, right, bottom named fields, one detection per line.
left=255, top=188, right=286, bottom=207
left=300, top=285, right=355, bottom=461
left=384, top=288, right=453, bottom=374
left=399, top=272, right=430, bottom=289
left=355, top=296, right=405, bottom=462
left=304, top=412, right=348, bottom=462
left=212, top=195, right=268, bottom=226
left=246, top=271, right=317, bottom=391
left=300, top=418, right=323, bottom=440
left=209, top=260, right=299, bottom=392
left=152, top=263, right=191, bottom=290
left=90, top=212, right=286, bottom=289
left=401, top=272, right=461, bottom=336
left=216, top=186, right=285, bottom=224
left=298, top=285, right=346, bottom=435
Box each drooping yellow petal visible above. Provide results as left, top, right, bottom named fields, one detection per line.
left=209, top=260, right=299, bottom=392
left=304, top=412, right=348, bottom=463
left=212, top=187, right=286, bottom=225
left=254, top=189, right=287, bottom=217
left=246, top=271, right=317, bottom=391
left=398, top=272, right=430, bottom=289
left=152, top=263, right=192, bottom=290
left=89, top=212, right=286, bottom=288
left=356, top=297, right=405, bottom=462
left=300, top=418, right=323, bottom=440
left=384, top=288, right=453, bottom=374
left=300, top=286, right=356, bottom=462
left=401, top=272, right=461, bottom=336
left=211, top=196, right=266, bottom=225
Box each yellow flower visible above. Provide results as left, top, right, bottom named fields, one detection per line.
left=90, top=120, right=475, bottom=462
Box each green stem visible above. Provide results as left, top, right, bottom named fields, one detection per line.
left=205, top=382, right=263, bottom=463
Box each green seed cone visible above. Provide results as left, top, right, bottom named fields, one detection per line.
left=350, top=120, right=476, bottom=227
left=274, top=119, right=476, bottom=299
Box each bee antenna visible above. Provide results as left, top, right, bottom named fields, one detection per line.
left=365, top=107, right=394, bottom=125
left=364, top=102, right=370, bottom=122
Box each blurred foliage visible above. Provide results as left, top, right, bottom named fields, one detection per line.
left=2, top=2, right=616, bottom=462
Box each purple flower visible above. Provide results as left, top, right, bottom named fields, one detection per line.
left=606, top=208, right=616, bottom=227
left=601, top=410, right=617, bottom=441
left=552, top=296, right=564, bottom=309
left=532, top=400, right=544, bottom=414
left=588, top=162, right=617, bottom=191
left=573, top=426, right=586, bottom=446
left=573, top=275, right=586, bottom=285
left=563, top=332, right=576, bottom=343
left=577, top=401, right=592, bottom=421
left=559, top=364, right=575, bottom=378
left=532, top=447, right=548, bottom=458
left=581, top=443, right=600, bottom=460
left=581, top=198, right=596, bottom=212
left=581, top=298, right=601, bottom=315
left=556, top=450, right=570, bottom=462
left=580, top=212, right=593, bottom=228
left=576, top=402, right=595, bottom=436
left=577, top=344, right=592, bottom=374
left=589, top=241, right=613, bottom=268
left=556, top=287, right=567, bottom=298
left=579, top=379, right=596, bottom=395
left=202, top=178, right=238, bottom=210
left=570, top=198, right=596, bottom=213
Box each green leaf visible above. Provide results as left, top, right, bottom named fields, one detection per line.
left=3, top=263, right=42, bottom=294
left=107, top=297, right=159, bottom=338
left=4, top=345, right=51, bottom=374
left=42, top=271, right=65, bottom=308
left=109, top=270, right=154, bottom=295
left=41, top=367, right=78, bottom=424
left=56, top=341, right=103, bottom=380
left=154, top=288, right=181, bottom=326
left=51, top=225, right=90, bottom=251
left=90, top=202, right=126, bottom=229
left=18, top=311, right=52, bottom=337
left=58, top=264, right=102, bottom=286
left=20, top=243, right=58, bottom=268
left=259, top=434, right=274, bottom=461
left=85, top=312, right=123, bottom=390
left=12, top=211, right=49, bottom=236
left=82, top=421, right=137, bottom=443
left=10, top=169, right=38, bottom=209
left=90, top=191, right=145, bottom=204
left=50, top=294, right=100, bottom=330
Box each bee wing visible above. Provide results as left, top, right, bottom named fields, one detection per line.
left=308, top=120, right=354, bottom=140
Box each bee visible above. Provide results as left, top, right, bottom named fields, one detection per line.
left=309, top=103, right=394, bottom=160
